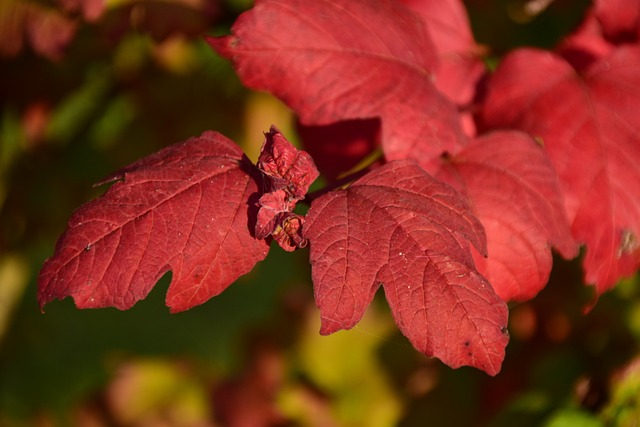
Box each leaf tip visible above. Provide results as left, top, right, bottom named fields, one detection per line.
left=204, top=34, right=237, bottom=59
left=319, top=317, right=344, bottom=336
left=36, top=293, right=50, bottom=313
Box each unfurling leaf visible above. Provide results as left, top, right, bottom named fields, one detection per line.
left=254, top=126, right=319, bottom=251
left=304, top=160, right=509, bottom=375
left=257, top=126, right=319, bottom=200
left=38, top=131, right=270, bottom=313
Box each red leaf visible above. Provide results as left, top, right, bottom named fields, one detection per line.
left=57, top=0, right=105, bottom=21
left=400, top=0, right=487, bottom=106
left=27, top=6, right=77, bottom=61
left=558, top=8, right=614, bottom=71
left=437, top=131, right=577, bottom=301
left=0, top=1, right=78, bottom=61
left=303, top=160, right=508, bottom=375
left=208, top=0, right=467, bottom=172
left=594, top=0, right=640, bottom=43
left=481, top=47, right=640, bottom=294
left=38, top=131, right=270, bottom=313
left=103, top=1, right=220, bottom=42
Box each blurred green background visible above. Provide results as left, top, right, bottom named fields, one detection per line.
left=1, top=0, right=639, bottom=426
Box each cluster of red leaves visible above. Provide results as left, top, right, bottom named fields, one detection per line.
left=38, top=0, right=640, bottom=375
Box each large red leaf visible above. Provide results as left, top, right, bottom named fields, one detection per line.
left=481, top=46, right=640, bottom=294
left=303, top=160, right=509, bottom=375
left=436, top=131, right=577, bottom=301
left=38, top=131, right=270, bottom=312
left=208, top=0, right=467, bottom=172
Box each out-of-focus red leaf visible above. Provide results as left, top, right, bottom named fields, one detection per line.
left=38, top=131, right=270, bottom=313
left=594, top=0, right=640, bottom=43
left=213, top=341, right=287, bottom=427
left=22, top=101, right=51, bottom=148
left=400, top=0, right=486, bottom=106
left=0, top=0, right=77, bottom=61
left=208, top=0, right=467, bottom=174
left=481, top=46, right=640, bottom=295
left=558, top=8, right=614, bottom=71
left=102, top=0, right=219, bottom=42
left=559, top=0, right=640, bottom=71
left=57, top=0, right=105, bottom=21
left=437, top=131, right=577, bottom=301
left=304, top=160, right=508, bottom=375
left=27, top=6, right=77, bottom=61
left=296, top=119, right=380, bottom=182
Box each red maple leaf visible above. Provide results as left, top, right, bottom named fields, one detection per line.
left=436, top=131, right=577, bottom=301
left=480, top=46, right=640, bottom=295
left=303, top=160, right=509, bottom=375
left=38, top=131, right=270, bottom=312
left=208, top=0, right=467, bottom=173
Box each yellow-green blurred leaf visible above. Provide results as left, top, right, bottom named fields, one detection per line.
left=283, top=306, right=402, bottom=427
left=601, top=358, right=640, bottom=427
left=105, top=358, right=214, bottom=426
